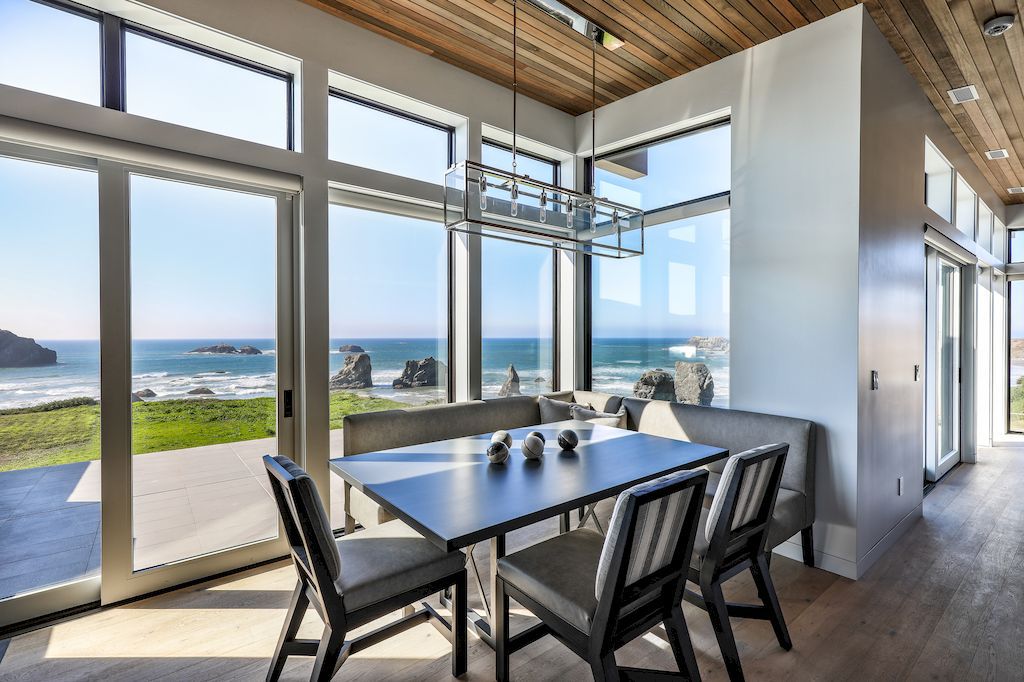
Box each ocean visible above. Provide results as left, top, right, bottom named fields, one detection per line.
left=0, top=338, right=729, bottom=409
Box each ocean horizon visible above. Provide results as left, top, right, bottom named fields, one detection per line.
left=0, top=337, right=730, bottom=409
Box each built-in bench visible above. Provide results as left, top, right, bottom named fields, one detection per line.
left=341, top=391, right=817, bottom=565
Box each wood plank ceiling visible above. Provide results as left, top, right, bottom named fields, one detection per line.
left=303, top=0, right=1024, bottom=204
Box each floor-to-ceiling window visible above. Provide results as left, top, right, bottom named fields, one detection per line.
left=589, top=123, right=731, bottom=405
left=480, top=142, right=557, bottom=397
left=0, top=153, right=101, bottom=600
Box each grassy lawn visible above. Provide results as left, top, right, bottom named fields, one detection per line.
left=1011, top=378, right=1024, bottom=433
left=0, top=392, right=407, bottom=472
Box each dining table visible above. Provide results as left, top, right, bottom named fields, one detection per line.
left=328, top=418, right=729, bottom=656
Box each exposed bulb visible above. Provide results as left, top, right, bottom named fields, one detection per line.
left=589, top=202, right=597, bottom=234
left=611, top=208, right=619, bottom=231
left=539, top=189, right=547, bottom=224
left=566, top=196, right=574, bottom=226
left=478, top=174, right=488, bottom=211
left=510, top=182, right=519, bottom=217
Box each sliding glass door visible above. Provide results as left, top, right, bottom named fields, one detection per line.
left=127, top=174, right=288, bottom=572
left=0, top=151, right=102, bottom=626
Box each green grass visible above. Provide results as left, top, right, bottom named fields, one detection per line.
left=0, top=392, right=408, bottom=472
left=1011, top=377, right=1024, bottom=434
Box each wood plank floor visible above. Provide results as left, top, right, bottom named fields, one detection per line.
left=1, top=447, right=1022, bottom=681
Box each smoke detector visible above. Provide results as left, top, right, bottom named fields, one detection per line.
left=983, top=15, right=1015, bottom=37
left=986, top=148, right=1010, bottom=160
left=947, top=85, right=980, bottom=104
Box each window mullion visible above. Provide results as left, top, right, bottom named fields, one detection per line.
left=100, top=12, right=124, bottom=111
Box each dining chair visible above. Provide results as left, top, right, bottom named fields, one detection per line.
left=684, top=444, right=791, bottom=682
left=263, top=455, right=468, bottom=681
left=494, top=468, right=709, bottom=681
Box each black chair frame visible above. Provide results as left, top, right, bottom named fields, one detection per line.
left=264, top=456, right=468, bottom=681
left=496, top=469, right=709, bottom=682
left=684, top=445, right=792, bottom=682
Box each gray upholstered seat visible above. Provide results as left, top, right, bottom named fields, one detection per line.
left=494, top=469, right=708, bottom=682
left=497, top=527, right=604, bottom=635
left=335, top=520, right=467, bottom=612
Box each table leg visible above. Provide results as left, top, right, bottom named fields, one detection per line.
left=559, top=511, right=571, bottom=533
left=489, top=534, right=506, bottom=636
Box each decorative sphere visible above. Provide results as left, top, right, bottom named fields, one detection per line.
left=527, top=430, right=546, bottom=443
left=521, top=434, right=545, bottom=459
left=557, top=429, right=579, bottom=451
left=491, top=430, right=513, bottom=448
left=487, top=442, right=510, bottom=464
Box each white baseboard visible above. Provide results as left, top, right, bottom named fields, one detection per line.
left=772, top=539, right=858, bottom=579
left=854, top=502, right=922, bottom=578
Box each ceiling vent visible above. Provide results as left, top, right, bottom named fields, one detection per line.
left=986, top=148, right=1010, bottom=160
left=947, top=85, right=980, bottom=104
left=1008, top=187, right=1024, bottom=194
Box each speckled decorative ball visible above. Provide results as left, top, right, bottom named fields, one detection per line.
left=487, top=441, right=510, bottom=464
left=491, top=430, right=513, bottom=448
left=521, top=434, right=545, bottom=459
left=527, top=430, right=546, bottom=443
left=557, top=429, right=579, bottom=451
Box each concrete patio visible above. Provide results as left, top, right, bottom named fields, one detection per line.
left=0, top=431, right=346, bottom=599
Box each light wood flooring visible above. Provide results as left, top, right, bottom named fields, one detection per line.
left=1, top=447, right=1022, bottom=681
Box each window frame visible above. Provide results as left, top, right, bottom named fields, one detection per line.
left=328, top=88, right=456, bottom=171
left=924, top=137, right=954, bottom=223
left=582, top=118, right=732, bottom=390
left=480, top=139, right=561, bottom=393
left=13, top=0, right=296, bottom=149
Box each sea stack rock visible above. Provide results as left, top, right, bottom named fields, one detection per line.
left=188, top=387, right=215, bottom=395
left=331, top=352, right=373, bottom=389
left=688, top=336, right=730, bottom=353
left=238, top=345, right=263, bottom=355
left=633, top=369, right=676, bottom=401
left=498, top=364, right=521, bottom=397
left=133, top=389, right=156, bottom=400
left=675, top=362, right=715, bottom=406
left=392, top=357, right=447, bottom=389
left=189, top=344, right=240, bottom=354
left=0, top=330, right=57, bottom=368
left=338, top=344, right=365, bottom=353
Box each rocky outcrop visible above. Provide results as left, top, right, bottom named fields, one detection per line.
left=1012, top=339, right=1024, bottom=359
left=331, top=352, right=373, bottom=389
left=131, top=393, right=143, bottom=403
left=0, top=330, right=57, bottom=368
left=393, top=356, right=447, bottom=389
left=133, top=389, right=156, bottom=400
left=498, top=364, right=521, bottom=397
left=188, top=387, right=215, bottom=395
left=339, top=344, right=366, bottom=353
left=633, top=369, right=676, bottom=401
left=188, top=344, right=262, bottom=355
left=675, top=362, right=715, bottom=406
left=688, top=336, right=729, bottom=353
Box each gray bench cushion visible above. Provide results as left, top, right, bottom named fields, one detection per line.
left=622, top=398, right=815, bottom=528
left=335, top=520, right=465, bottom=612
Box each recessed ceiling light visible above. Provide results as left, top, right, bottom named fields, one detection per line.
left=948, top=85, right=980, bottom=104
left=986, top=148, right=1010, bottom=160
left=1008, top=187, right=1024, bottom=194
left=983, top=15, right=1015, bottom=37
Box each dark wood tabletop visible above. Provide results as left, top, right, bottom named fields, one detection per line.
left=329, top=419, right=728, bottom=552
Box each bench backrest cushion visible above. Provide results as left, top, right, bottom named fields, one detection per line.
left=621, top=397, right=815, bottom=522
left=342, top=396, right=542, bottom=456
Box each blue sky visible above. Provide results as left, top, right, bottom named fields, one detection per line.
left=1, top=0, right=733, bottom=342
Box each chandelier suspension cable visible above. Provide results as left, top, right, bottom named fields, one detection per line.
left=512, top=0, right=518, bottom=177
left=591, top=29, right=596, bottom=195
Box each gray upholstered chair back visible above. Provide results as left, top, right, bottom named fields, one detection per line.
left=595, top=469, right=708, bottom=601
left=264, top=455, right=342, bottom=590
left=705, top=444, right=788, bottom=545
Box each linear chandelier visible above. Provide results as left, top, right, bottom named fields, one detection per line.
left=443, top=0, right=645, bottom=258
